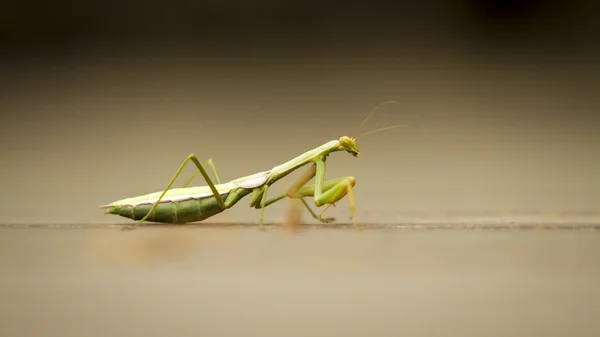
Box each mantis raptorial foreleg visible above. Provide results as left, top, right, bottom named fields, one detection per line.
left=181, top=158, right=221, bottom=187
left=122, top=154, right=226, bottom=231
left=306, top=156, right=356, bottom=225
left=295, top=176, right=356, bottom=222
left=250, top=158, right=357, bottom=226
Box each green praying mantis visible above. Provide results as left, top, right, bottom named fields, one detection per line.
left=100, top=101, right=413, bottom=230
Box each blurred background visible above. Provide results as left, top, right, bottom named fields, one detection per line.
left=1, top=1, right=600, bottom=336
left=1, top=0, right=599, bottom=225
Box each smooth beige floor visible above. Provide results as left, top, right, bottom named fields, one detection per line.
left=1, top=226, right=599, bottom=337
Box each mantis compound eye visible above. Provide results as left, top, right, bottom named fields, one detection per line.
left=346, top=149, right=359, bottom=157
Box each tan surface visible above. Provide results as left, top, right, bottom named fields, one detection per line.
left=0, top=226, right=599, bottom=337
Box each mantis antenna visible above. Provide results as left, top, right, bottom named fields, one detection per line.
left=355, top=124, right=415, bottom=139
left=353, top=101, right=416, bottom=140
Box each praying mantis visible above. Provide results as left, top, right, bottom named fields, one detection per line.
left=100, top=101, right=412, bottom=230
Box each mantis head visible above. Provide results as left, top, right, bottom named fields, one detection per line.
left=339, top=136, right=360, bottom=157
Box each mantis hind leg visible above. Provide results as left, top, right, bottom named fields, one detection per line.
left=122, top=154, right=226, bottom=231
left=181, top=158, right=221, bottom=187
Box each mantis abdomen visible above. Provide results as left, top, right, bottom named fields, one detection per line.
left=104, top=194, right=231, bottom=224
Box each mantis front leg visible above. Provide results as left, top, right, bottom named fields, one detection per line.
left=301, top=156, right=357, bottom=226
left=251, top=157, right=357, bottom=226
left=284, top=163, right=337, bottom=223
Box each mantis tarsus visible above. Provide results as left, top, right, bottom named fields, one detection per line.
left=100, top=101, right=413, bottom=230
